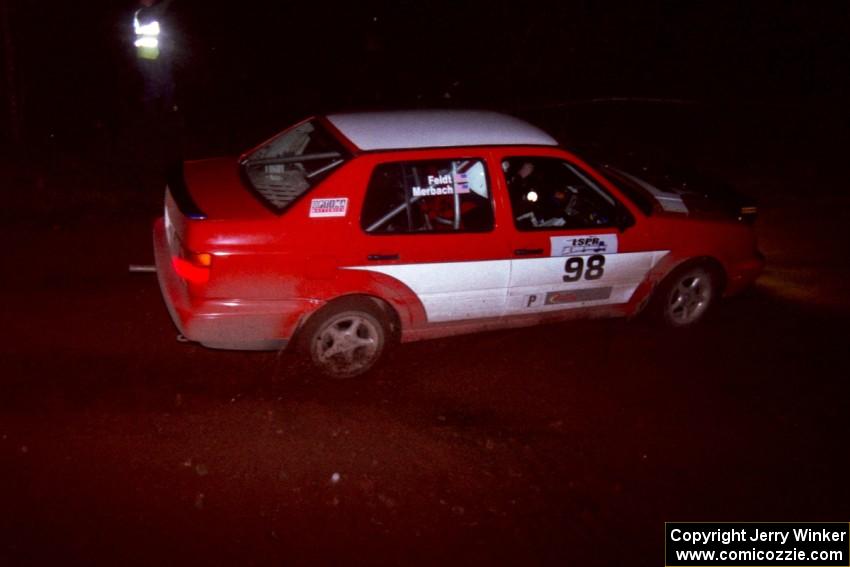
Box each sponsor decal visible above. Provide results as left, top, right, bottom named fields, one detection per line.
left=309, top=198, right=348, bottom=218
left=525, top=287, right=613, bottom=307
left=551, top=234, right=618, bottom=256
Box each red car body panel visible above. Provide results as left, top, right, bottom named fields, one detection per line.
left=182, top=157, right=270, bottom=220
left=153, top=112, right=764, bottom=351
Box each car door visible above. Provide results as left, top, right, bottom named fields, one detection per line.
left=350, top=152, right=512, bottom=323
left=498, top=154, right=669, bottom=316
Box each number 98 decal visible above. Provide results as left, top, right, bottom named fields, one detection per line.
left=563, top=254, right=606, bottom=282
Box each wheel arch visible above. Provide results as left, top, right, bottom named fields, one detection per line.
left=292, top=293, right=402, bottom=346
left=666, top=255, right=727, bottom=296
left=643, top=254, right=727, bottom=327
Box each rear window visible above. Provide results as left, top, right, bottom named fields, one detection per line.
left=240, top=120, right=348, bottom=212
left=361, top=159, right=494, bottom=234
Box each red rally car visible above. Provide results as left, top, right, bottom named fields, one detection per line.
left=153, top=110, right=764, bottom=378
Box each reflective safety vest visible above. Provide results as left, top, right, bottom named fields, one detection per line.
left=134, top=9, right=161, bottom=60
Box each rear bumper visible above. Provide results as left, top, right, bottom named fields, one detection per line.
left=725, top=251, right=766, bottom=296
left=153, top=218, right=319, bottom=350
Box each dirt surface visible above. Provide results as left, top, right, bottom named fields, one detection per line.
left=1, top=171, right=849, bottom=566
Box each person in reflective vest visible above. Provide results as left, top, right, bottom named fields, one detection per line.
left=134, top=0, right=176, bottom=112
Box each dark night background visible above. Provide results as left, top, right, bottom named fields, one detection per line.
left=2, top=2, right=850, bottom=566
left=3, top=1, right=849, bottom=154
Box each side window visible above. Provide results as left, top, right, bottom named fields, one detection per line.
left=503, top=157, right=620, bottom=230
left=361, top=159, right=494, bottom=234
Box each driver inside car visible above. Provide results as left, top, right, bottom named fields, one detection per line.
left=506, top=159, right=611, bottom=228
left=506, top=160, right=570, bottom=228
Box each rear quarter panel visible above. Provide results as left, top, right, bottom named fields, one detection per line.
left=184, top=156, right=431, bottom=336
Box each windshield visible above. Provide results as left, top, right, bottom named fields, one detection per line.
left=596, top=165, right=656, bottom=216
left=240, top=120, right=349, bottom=212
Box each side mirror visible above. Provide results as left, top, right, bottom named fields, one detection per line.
left=615, top=206, right=635, bottom=233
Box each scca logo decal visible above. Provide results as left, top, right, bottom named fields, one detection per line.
left=309, top=198, right=348, bottom=218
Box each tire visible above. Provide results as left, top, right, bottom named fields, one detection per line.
left=652, top=262, right=719, bottom=328
left=299, top=298, right=388, bottom=379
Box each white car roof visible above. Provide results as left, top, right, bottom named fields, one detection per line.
left=325, top=110, right=558, bottom=151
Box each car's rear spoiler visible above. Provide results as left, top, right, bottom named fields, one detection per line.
left=166, top=162, right=207, bottom=220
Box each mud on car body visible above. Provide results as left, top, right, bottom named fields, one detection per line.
left=153, top=110, right=764, bottom=378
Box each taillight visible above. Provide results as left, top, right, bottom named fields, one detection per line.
left=194, top=253, right=212, bottom=267
left=172, top=249, right=212, bottom=284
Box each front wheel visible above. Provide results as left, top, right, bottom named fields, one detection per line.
left=300, top=299, right=387, bottom=379
left=653, top=263, right=719, bottom=328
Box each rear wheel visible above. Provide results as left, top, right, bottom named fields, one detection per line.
left=653, top=263, right=719, bottom=328
left=300, top=298, right=388, bottom=379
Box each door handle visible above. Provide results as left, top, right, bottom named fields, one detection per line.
left=513, top=248, right=544, bottom=256
left=367, top=253, right=399, bottom=261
